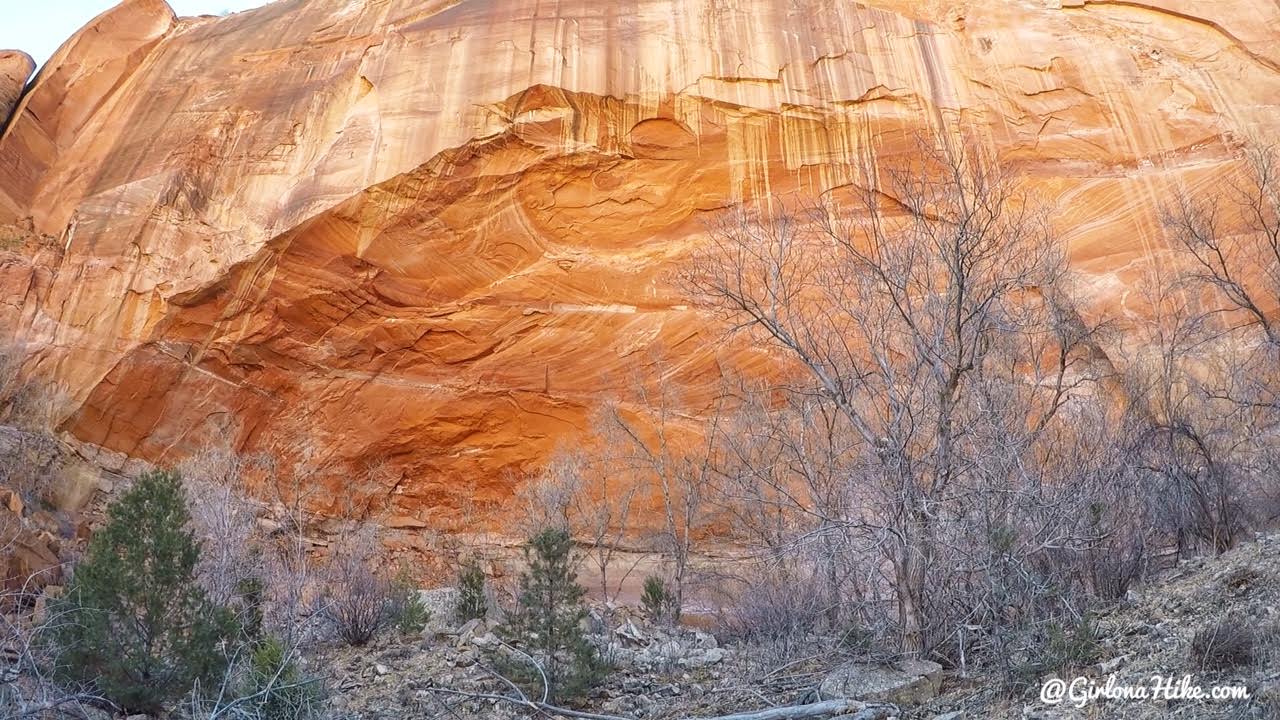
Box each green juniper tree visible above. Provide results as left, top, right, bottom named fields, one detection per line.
left=51, top=469, right=237, bottom=714
left=240, top=635, right=324, bottom=719
left=499, top=528, right=605, bottom=703
left=455, top=559, right=488, bottom=622
left=640, top=575, right=678, bottom=625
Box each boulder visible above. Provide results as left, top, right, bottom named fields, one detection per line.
left=454, top=617, right=497, bottom=648
left=471, top=632, right=501, bottom=650
left=0, top=50, right=33, bottom=127
left=0, top=502, right=62, bottom=600
left=615, top=618, right=647, bottom=645
left=417, top=587, right=462, bottom=626
left=679, top=647, right=726, bottom=668
left=605, top=643, right=638, bottom=669
left=819, top=658, right=944, bottom=707
left=692, top=630, right=718, bottom=649
left=44, top=458, right=105, bottom=514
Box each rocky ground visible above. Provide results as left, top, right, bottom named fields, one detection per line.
left=2, top=420, right=1276, bottom=719
left=996, top=532, right=1279, bottom=720
left=307, top=534, right=1280, bottom=720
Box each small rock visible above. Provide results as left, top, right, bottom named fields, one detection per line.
left=606, top=644, right=637, bottom=669
left=1094, top=654, right=1126, bottom=674
left=692, top=630, right=718, bottom=649
left=374, top=663, right=389, bottom=676
left=655, top=639, right=686, bottom=660
left=471, top=632, right=500, bottom=650
left=679, top=647, right=725, bottom=668
left=615, top=618, right=646, bottom=644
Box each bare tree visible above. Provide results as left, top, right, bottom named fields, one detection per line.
left=689, top=136, right=1096, bottom=655
left=517, top=441, right=643, bottom=605
left=1164, top=142, right=1280, bottom=353
left=181, top=443, right=262, bottom=610
left=569, top=448, right=642, bottom=608
left=1159, top=140, right=1280, bottom=542
left=254, top=438, right=334, bottom=650
left=604, top=375, right=724, bottom=622
left=514, top=452, right=583, bottom=538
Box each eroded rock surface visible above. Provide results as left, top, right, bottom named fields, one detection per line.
left=0, top=51, right=34, bottom=128
left=820, top=658, right=944, bottom=707
left=1, top=0, right=1278, bottom=518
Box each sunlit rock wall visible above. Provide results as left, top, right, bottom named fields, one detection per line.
left=0, top=0, right=1277, bottom=520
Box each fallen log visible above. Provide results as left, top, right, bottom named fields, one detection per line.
left=427, top=685, right=897, bottom=720
left=688, top=699, right=897, bottom=720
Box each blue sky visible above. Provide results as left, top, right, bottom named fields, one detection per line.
left=1, top=0, right=275, bottom=67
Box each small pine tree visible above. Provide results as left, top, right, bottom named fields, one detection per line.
left=392, top=567, right=431, bottom=635
left=455, top=560, right=488, bottom=622
left=640, top=575, right=678, bottom=625
left=499, top=528, right=605, bottom=703
left=51, top=469, right=237, bottom=714
left=241, top=636, right=324, bottom=719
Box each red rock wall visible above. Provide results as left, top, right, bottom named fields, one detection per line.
left=0, top=51, right=34, bottom=130
left=1, top=0, right=1278, bottom=521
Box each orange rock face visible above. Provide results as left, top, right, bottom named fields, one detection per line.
left=0, top=50, right=34, bottom=128
left=1, top=0, right=1278, bottom=521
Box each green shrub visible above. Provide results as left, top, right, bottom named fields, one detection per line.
left=237, top=575, right=266, bottom=640
left=455, top=560, right=488, bottom=622
left=640, top=575, right=678, bottom=624
left=1007, top=615, right=1101, bottom=691
left=393, top=569, right=431, bottom=635
left=51, top=469, right=237, bottom=714
left=241, top=636, right=324, bottom=720
left=498, top=528, right=606, bottom=703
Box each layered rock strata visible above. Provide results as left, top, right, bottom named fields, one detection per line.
left=1, top=0, right=1277, bottom=519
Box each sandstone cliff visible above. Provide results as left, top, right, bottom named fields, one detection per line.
left=0, top=51, right=34, bottom=129
left=1, top=0, right=1277, bottom=520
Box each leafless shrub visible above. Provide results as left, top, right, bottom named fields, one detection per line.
left=0, top=346, right=66, bottom=434
left=0, top=346, right=68, bottom=507
left=319, top=525, right=397, bottom=646
left=516, top=440, right=643, bottom=605
left=718, top=561, right=868, bottom=668
left=0, top=560, right=115, bottom=718
left=0, top=427, right=63, bottom=506
left=187, top=636, right=326, bottom=720
left=181, top=443, right=261, bottom=609
left=1114, top=273, right=1258, bottom=557
left=1002, top=615, right=1102, bottom=692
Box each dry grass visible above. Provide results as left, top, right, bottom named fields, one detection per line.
left=1189, top=617, right=1255, bottom=671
